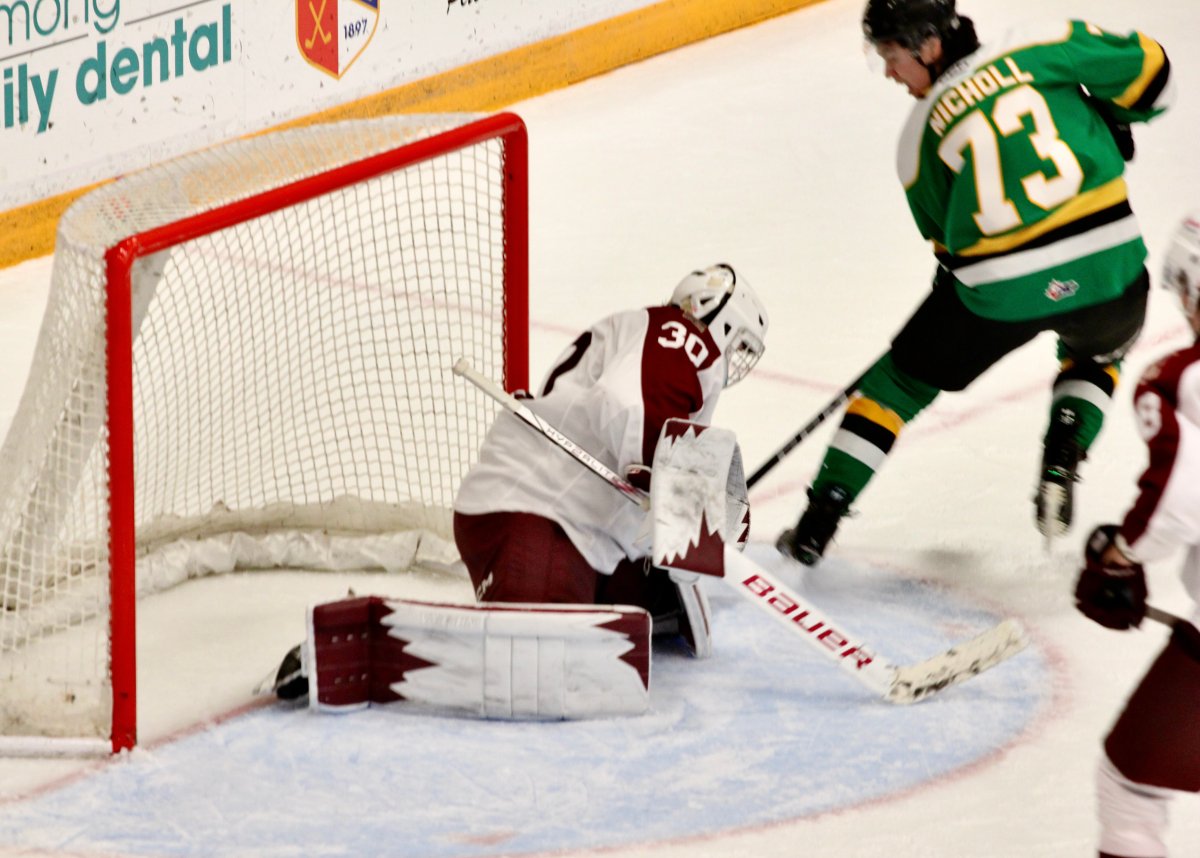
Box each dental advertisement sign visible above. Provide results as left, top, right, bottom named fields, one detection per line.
left=0, top=0, right=664, bottom=211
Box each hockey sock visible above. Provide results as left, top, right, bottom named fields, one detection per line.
left=1046, top=359, right=1119, bottom=452
left=812, top=355, right=939, bottom=501
left=814, top=397, right=903, bottom=500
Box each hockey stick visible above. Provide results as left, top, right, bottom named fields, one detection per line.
left=1145, top=605, right=1200, bottom=666
left=1146, top=605, right=1186, bottom=629
left=452, top=359, right=649, bottom=510
left=746, top=359, right=879, bottom=488
left=453, top=358, right=1029, bottom=703
left=720, top=545, right=1027, bottom=702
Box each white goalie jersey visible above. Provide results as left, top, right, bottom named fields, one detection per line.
left=454, top=304, right=726, bottom=573
left=1120, top=340, right=1200, bottom=625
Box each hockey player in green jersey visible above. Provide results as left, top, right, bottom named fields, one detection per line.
left=778, top=0, right=1172, bottom=566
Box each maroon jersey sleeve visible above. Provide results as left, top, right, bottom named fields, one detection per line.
left=1121, top=342, right=1200, bottom=552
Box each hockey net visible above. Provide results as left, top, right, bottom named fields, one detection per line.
left=0, top=112, right=528, bottom=753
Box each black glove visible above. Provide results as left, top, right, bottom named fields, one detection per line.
left=1074, top=524, right=1147, bottom=630
left=1081, top=90, right=1135, bottom=162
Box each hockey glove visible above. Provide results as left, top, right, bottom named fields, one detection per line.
left=1081, top=89, right=1135, bottom=162
left=625, top=463, right=652, bottom=492
left=1074, top=524, right=1147, bottom=630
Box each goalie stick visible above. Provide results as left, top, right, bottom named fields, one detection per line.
left=453, top=358, right=1029, bottom=704
left=452, top=359, right=649, bottom=510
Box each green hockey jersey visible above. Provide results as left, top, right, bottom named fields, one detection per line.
left=898, top=20, right=1172, bottom=321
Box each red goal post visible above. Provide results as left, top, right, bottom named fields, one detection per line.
left=0, top=112, right=528, bottom=755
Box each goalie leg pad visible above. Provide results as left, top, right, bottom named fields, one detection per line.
left=597, top=561, right=712, bottom=658
left=308, top=596, right=651, bottom=719
left=306, top=596, right=421, bottom=711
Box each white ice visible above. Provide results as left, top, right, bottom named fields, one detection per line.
left=1, top=0, right=1199, bottom=854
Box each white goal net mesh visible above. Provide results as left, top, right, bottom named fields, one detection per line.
left=0, top=113, right=523, bottom=743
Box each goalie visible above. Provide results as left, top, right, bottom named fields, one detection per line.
left=452, top=263, right=768, bottom=653
left=273, top=264, right=769, bottom=718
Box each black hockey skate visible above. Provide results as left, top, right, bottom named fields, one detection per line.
left=273, top=643, right=309, bottom=701
left=776, top=484, right=852, bottom=566
left=1035, top=407, right=1085, bottom=539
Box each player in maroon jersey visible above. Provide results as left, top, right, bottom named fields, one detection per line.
left=1074, top=213, right=1200, bottom=858
left=453, top=263, right=768, bottom=656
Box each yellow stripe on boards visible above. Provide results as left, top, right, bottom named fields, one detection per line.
left=1, top=189, right=102, bottom=270
left=0, top=0, right=825, bottom=270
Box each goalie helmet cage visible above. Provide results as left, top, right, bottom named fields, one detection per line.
left=0, top=112, right=529, bottom=755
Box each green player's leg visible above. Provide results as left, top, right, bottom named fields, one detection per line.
left=1036, top=355, right=1121, bottom=538
left=778, top=354, right=939, bottom=565
left=1047, top=356, right=1120, bottom=452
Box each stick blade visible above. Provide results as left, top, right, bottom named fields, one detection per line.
left=885, top=619, right=1030, bottom=705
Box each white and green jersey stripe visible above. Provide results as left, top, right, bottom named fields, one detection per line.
left=897, top=20, right=1172, bottom=321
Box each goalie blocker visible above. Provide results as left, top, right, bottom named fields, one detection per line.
left=282, top=596, right=651, bottom=719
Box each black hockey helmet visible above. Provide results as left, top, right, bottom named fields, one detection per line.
left=862, top=0, right=959, bottom=50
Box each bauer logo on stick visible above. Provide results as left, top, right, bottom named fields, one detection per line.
left=739, top=573, right=877, bottom=669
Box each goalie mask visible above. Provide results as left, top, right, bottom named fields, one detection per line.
left=1162, top=212, right=1200, bottom=328
left=670, top=264, right=769, bottom=387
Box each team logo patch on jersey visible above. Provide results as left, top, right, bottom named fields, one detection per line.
left=297, top=0, right=379, bottom=79
left=1045, top=279, right=1079, bottom=301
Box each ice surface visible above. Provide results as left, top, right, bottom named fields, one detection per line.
left=1, top=0, right=1199, bottom=855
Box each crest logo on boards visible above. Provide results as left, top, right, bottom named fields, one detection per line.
left=296, top=0, right=379, bottom=79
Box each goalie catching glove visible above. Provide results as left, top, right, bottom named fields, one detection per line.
left=1075, top=524, right=1148, bottom=630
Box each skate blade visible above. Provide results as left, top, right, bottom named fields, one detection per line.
left=1037, top=483, right=1069, bottom=550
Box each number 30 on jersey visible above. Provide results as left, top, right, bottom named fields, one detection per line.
left=658, top=321, right=710, bottom=367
